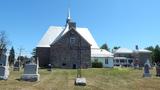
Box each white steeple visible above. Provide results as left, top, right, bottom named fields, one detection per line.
left=66, top=8, right=71, bottom=24
left=68, top=8, right=71, bottom=20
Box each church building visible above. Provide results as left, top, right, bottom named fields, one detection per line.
left=36, top=11, right=100, bottom=68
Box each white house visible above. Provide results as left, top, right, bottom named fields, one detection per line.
left=91, top=48, right=114, bottom=68
left=114, top=47, right=152, bottom=67
left=114, top=48, right=134, bottom=66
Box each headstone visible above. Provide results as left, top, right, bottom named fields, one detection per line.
left=47, top=64, right=52, bottom=71
left=75, top=69, right=86, bottom=86
left=156, top=62, right=160, bottom=77
left=143, top=64, right=151, bottom=77
left=145, top=59, right=151, bottom=68
left=75, top=78, right=86, bottom=86
left=21, top=63, right=40, bottom=81
left=0, top=49, right=9, bottom=80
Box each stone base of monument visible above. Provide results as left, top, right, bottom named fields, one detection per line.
left=75, top=77, right=86, bottom=86
left=21, top=74, right=40, bottom=82
left=0, top=66, right=9, bottom=80
left=13, top=67, right=20, bottom=71
left=143, top=73, right=151, bottom=77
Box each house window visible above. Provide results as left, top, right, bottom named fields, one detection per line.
left=128, top=59, right=133, bottom=64
left=105, top=58, right=108, bottom=64
left=120, top=59, right=124, bottom=63
left=116, top=59, right=119, bottom=63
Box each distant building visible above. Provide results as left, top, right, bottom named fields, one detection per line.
left=113, top=47, right=152, bottom=67
left=91, top=49, right=114, bottom=68
left=114, top=48, right=134, bottom=67
left=37, top=10, right=113, bottom=68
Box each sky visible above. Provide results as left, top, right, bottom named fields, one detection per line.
left=0, top=0, right=160, bottom=57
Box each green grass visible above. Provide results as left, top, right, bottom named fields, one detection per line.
left=0, top=68, right=160, bottom=90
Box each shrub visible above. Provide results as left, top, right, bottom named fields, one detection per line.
left=92, top=60, right=103, bottom=68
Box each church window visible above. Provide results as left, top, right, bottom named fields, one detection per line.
left=70, top=37, right=76, bottom=45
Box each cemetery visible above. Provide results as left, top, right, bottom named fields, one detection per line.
left=0, top=0, right=160, bottom=90
left=0, top=68, right=159, bottom=90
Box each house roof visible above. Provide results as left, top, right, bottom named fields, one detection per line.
left=114, top=57, right=127, bottom=60
left=114, top=48, right=133, bottom=54
left=37, top=26, right=99, bottom=49
left=136, top=49, right=152, bottom=53
left=91, top=48, right=113, bottom=57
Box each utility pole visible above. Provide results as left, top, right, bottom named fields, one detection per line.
left=18, top=47, right=24, bottom=68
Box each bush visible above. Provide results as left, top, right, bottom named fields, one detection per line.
left=92, top=60, right=103, bottom=68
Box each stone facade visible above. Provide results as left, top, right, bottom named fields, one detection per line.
left=37, top=24, right=91, bottom=68
left=50, top=28, right=91, bottom=69
left=37, top=13, right=93, bottom=68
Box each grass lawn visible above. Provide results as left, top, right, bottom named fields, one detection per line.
left=0, top=67, right=160, bottom=90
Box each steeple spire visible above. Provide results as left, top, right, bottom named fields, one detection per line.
left=68, top=8, right=71, bottom=20
left=66, top=8, right=71, bottom=24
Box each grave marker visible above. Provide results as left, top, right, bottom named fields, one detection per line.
left=21, top=59, right=40, bottom=81
left=0, top=49, right=9, bottom=80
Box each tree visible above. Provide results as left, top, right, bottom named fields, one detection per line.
left=145, top=46, right=154, bottom=51
left=100, top=43, right=109, bottom=51
left=145, top=46, right=155, bottom=63
left=145, top=45, right=160, bottom=64
left=112, top=46, right=120, bottom=53
left=0, top=31, right=9, bottom=56
left=31, top=48, right=36, bottom=59
left=154, top=45, right=160, bottom=63
left=113, top=46, right=120, bottom=50
left=8, top=46, right=15, bottom=66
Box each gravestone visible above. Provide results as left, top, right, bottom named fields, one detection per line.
left=145, top=59, right=151, bottom=68
left=75, top=69, right=86, bottom=86
left=21, top=63, right=40, bottom=81
left=0, top=49, right=9, bottom=80
left=13, top=61, right=20, bottom=71
left=143, top=64, right=151, bottom=77
left=156, top=62, right=160, bottom=77
left=75, top=77, right=86, bottom=86
left=47, top=64, right=52, bottom=71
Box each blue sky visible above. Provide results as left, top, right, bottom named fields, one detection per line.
left=0, top=0, right=160, bottom=56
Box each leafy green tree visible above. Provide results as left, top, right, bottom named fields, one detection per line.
left=113, top=46, right=120, bottom=50
left=146, top=45, right=160, bottom=64
left=8, top=46, right=15, bottom=66
left=100, top=43, right=109, bottom=51
left=112, top=46, right=121, bottom=53
left=154, top=45, right=160, bottom=63
left=145, top=46, right=155, bottom=63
